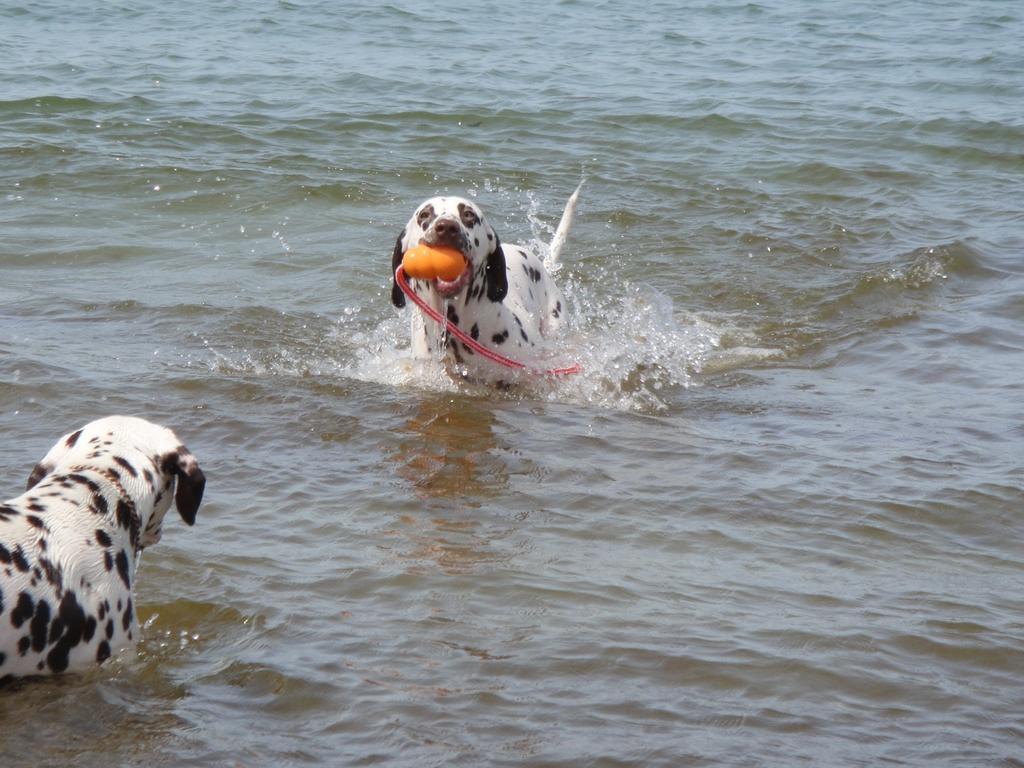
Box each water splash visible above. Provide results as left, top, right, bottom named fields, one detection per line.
left=551, top=266, right=720, bottom=410
left=328, top=262, right=720, bottom=412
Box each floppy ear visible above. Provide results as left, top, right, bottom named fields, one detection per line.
left=166, top=449, right=205, bottom=526
left=485, top=231, right=508, bottom=302
left=390, top=232, right=406, bottom=308
left=27, top=462, right=52, bottom=491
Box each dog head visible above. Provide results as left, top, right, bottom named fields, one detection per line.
left=390, top=196, right=508, bottom=307
left=27, top=416, right=206, bottom=549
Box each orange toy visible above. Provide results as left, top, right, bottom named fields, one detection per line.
left=401, top=243, right=466, bottom=281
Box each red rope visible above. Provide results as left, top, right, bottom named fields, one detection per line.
left=395, top=265, right=582, bottom=377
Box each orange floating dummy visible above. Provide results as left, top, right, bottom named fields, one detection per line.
left=401, top=243, right=466, bottom=281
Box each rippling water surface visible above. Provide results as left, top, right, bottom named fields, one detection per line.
left=2, top=1, right=1023, bottom=766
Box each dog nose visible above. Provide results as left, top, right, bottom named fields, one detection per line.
left=433, top=217, right=460, bottom=238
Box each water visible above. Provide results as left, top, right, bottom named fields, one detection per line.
left=1, top=1, right=1023, bottom=765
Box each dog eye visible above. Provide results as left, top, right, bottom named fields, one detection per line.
left=417, top=206, right=435, bottom=228
left=459, top=207, right=480, bottom=227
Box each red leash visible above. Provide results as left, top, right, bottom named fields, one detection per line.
left=395, top=265, right=582, bottom=377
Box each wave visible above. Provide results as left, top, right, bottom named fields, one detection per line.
left=851, top=240, right=995, bottom=297
left=756, top=240, right=994, bottom=362
left=0, top=93, right=156, bottom=115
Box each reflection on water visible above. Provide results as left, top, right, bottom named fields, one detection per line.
left=387, top=396, right=505, bottom=503
left=381, top=396, right=532, bottom=576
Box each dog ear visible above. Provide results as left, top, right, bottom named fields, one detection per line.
left=485, top=231, right=508, bottom=302
left=390, top=232, right=406, bottom=308
left=166, top=449, right=205, bottom=526
left=26, top=462, right=52, bottom=491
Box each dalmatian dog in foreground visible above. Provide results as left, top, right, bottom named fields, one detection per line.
left=0, top=416, right=204, bottom=680
left=390, top=185, right=581, bottom=381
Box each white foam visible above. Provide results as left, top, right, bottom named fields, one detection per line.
left=325, top=265, right=722, bottom=412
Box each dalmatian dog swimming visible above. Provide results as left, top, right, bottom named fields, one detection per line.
left=390, top=185, right=581, bottom=381
left=0, top=416, right=204, bottom=680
